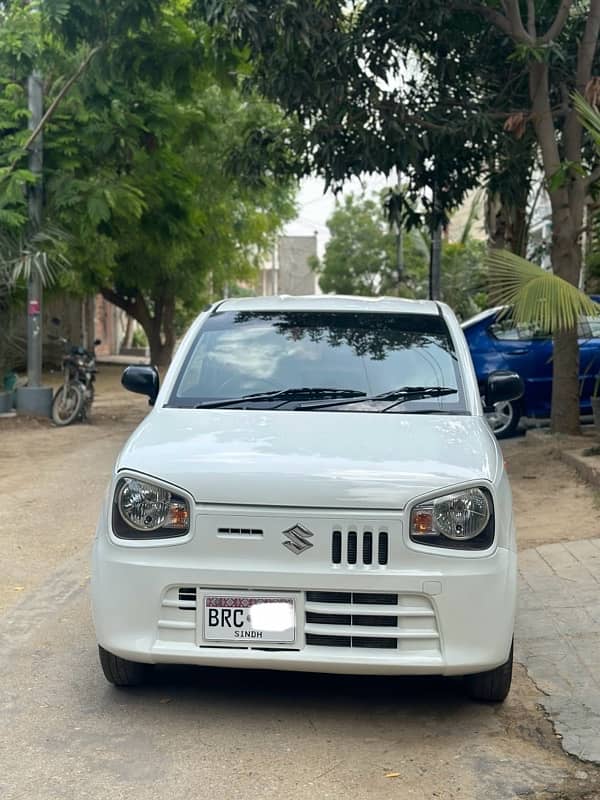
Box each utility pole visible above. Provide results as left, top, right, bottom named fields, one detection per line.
left=27, top=72, right=43, bottom=386
left=395, top=224, right=404, bottom=287
left=429, top=181, right=442, bottom=301
left=16, top=71, right=53, bottom=416
left=394, top=167, right=404, bottom=289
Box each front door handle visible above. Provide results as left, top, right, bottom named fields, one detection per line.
left=510, top=349, right=529, bottom=355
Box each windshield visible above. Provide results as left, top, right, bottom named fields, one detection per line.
left=169, top=310, right=468, bottom=413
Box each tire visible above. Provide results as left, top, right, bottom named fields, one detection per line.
left=465, top=642, right=513, bottom=702
left=98, top=645, right=150, bottom=687
left=486, top=400, right=521, bottom=439
left=51, top=383, right=84, bottom=426
left=80, top=384, right=94, bottom=421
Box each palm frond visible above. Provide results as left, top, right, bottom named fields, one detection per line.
left=487, top=249, right=600, bottom=332
left=459, top=188, right=483, bottom=245
left=0, top=225, right=69, bottom=288
left=573, top=92, right=600, bottom=149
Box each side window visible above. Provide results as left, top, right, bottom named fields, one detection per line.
left=489, top=321, right=520, bottom=340
left=489, top=320, right=549, bottom=341
left=580, top=315, right=600, bottom=339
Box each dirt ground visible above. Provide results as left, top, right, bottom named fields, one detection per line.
left=503, top=433, right=600, bottom=551
left=2, top=368, right=600, bottom=799
left=0, top=365, right=148, bottom=613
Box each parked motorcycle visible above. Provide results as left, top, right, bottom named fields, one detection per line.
left=50, top=319, right=100, bottom=426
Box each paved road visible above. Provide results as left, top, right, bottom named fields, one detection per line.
left=1, top=390, right=599, bottom=799
left=518, top=540, right=600, bottom=762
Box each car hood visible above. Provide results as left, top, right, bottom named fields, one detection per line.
left=117, top=409, right=500, bottom=509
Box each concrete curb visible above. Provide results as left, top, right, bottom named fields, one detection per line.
left=526, top=429, right=600, bottom=491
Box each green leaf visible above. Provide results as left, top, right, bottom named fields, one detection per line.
left=487, top=250, right=600, bottom=332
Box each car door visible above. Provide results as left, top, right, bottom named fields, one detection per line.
left=579, top=315, right=600, bottom=415
left=487, top=318, right=553, bottom=418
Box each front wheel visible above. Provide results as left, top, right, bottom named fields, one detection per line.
left=51, top=383, right=84, bottom=426
left=98, top=646, right=150, bottom=687
left=464, top=642, right=513, bottom=702
left=486, top=400, right=521, bottom=439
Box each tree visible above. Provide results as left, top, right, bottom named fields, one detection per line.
left=1, top=1, right=297, bottom=365
left=314, top=192, right=487, bottom=319
left=202, top=0, right=600, bottom=433
left=313, top=194, right=427, bottom=296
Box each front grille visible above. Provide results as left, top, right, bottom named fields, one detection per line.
left=217, top=527, right=263, bottom=536
left=331, top=529, right=389, bottom=566
left=178, top=587, right=197, bottom=610
left=304, top=591, right=440, bottom=653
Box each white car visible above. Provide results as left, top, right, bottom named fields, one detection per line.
left=92, top=295, right=523, bottom=701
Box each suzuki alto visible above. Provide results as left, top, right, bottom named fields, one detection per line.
left=91, top=295, right=523, bottom=701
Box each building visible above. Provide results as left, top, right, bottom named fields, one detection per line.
left=260, top=235, right=319, bottom=296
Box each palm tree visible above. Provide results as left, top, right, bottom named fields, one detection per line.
left=0, top=227, right=67, bottom=381
left=487, top=93, right=600, bottom=434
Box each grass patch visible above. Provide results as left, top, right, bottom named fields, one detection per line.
left=582, top=445, right=600, bottom=457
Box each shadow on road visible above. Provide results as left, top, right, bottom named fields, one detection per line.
left=103, top=664, right=472, bottom=717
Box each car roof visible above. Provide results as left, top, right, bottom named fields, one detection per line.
left=461, top=307, right=504, bottom=328
left=217, top=294, right=441, bottom=315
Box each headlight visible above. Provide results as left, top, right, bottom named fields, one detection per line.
left=410, top=488, right=494, bottom=550
left=112, top=477, right=190, bottom=539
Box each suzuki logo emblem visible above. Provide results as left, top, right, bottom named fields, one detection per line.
left=282, top=523, right=314, bottom=555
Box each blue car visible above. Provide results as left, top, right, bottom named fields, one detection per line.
left=462, top=300, right=600, bottom=437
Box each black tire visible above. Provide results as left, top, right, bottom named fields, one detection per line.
left=51, top=383, right=84, bottom=426
left=486, top=400, right=521, bottom=439
left=98, top=645, right=150, bottom=687
left=465, top=642, right=513, bottom=702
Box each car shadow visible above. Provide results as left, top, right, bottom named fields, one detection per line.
left=113, top=664, right=473, bottom=718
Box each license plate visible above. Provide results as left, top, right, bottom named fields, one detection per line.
left=203, top=593, right=296, bottom=644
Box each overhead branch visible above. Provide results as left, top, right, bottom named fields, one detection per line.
left=539, top=0, right=575, bottom=44
left=453, top=1, right=532, bottom=43
left=0, top=45, right=102, bottom=185
left=575, top=0, right=600, bottom=89
left=563, top=0, right=600, bottom=165
left=503, top=0, right=533, bottom=43
left=527, top=0, right=536, bottom=39
left=100, top=287, right=134, bottom=317
left=584, top=163, right=600, bottom=189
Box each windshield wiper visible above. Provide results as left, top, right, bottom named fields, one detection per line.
left=294, top=386, right=458, bottom=412
left=194, top=387, right=367, bottom=409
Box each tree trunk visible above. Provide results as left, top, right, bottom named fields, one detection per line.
left=549, top=227, right=582, bottom=435
left=470, top=0, right=600, bottom=435
left=528, top=60, right=583, bottom=434
left=121, top=314, right=134, bottom=350
left=147, top=325, right=173, bottom=367
left=100, top=286, right=176, bottom=367
left=145, top=292, right=176, bottom=367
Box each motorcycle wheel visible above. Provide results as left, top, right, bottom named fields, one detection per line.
left=51, top=383, right=84, bottom=426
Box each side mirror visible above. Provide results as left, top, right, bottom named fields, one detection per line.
left=484, top=370, right=524, bottom=409
left=94, top=338, right=102, bottom=346
left=122, top=365, right=160, bottom=406
left=51, top=317, right=61, bottom=326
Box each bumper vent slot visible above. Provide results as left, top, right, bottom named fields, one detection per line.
left=304, top=591, right=440, bottom=652
left=307, top=591, right=351, bottom=604
left=178, top=587, right=197, bottom=610
left=331, top=529, right=389, bottom=567
left=218, top=527, right=263, bottom=537
left=306, top=634, right=350, bottom=648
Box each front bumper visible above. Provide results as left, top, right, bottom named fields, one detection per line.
left=91, top=510, right=516, bottom=677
